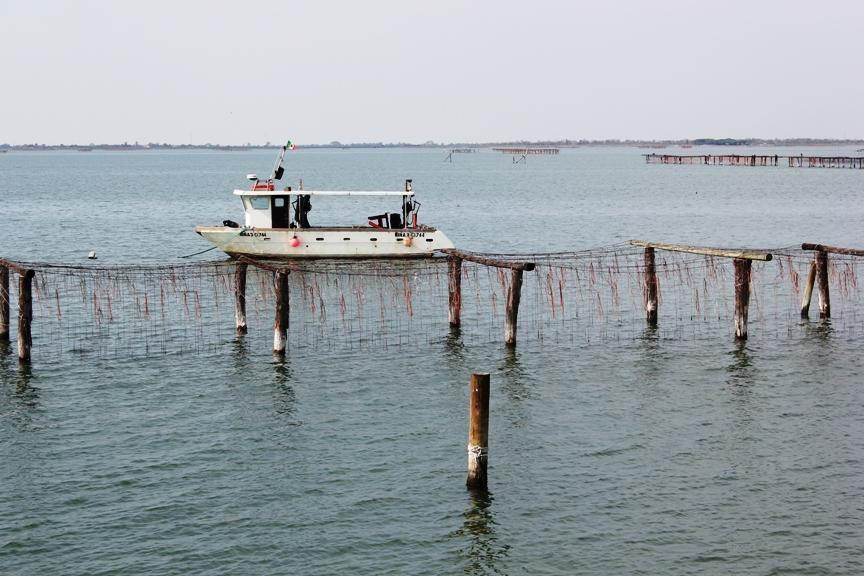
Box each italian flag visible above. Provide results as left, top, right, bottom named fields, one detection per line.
left=286, top=140, right=296, bottom=150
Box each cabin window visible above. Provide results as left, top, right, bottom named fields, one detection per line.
left=274, top=198, right=286, bottom=208
left=250, top=196, right=269, bottom=210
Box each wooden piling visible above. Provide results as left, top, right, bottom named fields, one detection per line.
left=800, top=260, right=817, bottom=319
left=631, top=240, right=771, bottom=337
left=448, top=255, right=462, bottom=328
left=273, top=270, right=289, bottom=355
left=815, top=249, right=830, bottom=318
left=504, top=269, right=523, bottom=346
left=733, top=259, right=751, bottom=340
left=234, top=262, right=248, bottom=334
left=801, top=243, right=864, bottom=318
left=467, top=372, right=490, bottom=490
left=17, top=270, right=34, bottom=362
left=644, top=247, right=659, bottom=324
left=0, top=265, right=9, bottom=341
left=440, top=249, right=534, bottom=345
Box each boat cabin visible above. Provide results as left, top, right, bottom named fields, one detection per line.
left=235, top=177, right=421, bottom=230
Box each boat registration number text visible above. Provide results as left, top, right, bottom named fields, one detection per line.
left=239, top=231, right=267, bottom=238
left=395, top=231, right=425, bottom=238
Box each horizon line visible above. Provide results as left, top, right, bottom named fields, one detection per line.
left=4, top=137, right=864, bottom=149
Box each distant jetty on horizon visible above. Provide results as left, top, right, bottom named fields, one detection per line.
left=2, top=137, right=864, bottom=152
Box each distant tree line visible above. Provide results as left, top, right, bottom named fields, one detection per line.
left=2, top=137, right=863, bottom=151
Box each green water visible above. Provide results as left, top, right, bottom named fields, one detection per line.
left=1, top=148, right=862, bottom=575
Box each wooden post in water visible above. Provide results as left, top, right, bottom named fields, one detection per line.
left=733, top=258, right=751, bottom=340
left=0, top=265, right=9, bottom=341
left=17, top=270, right=34, bottom=362
left=448, top=255, right=462, bottom=328
left=630, top=241, right=771, bottom=338
left=440, top=249, right=534, bottom=344
left=466, top=372, right=490, bottom=490
left=644, top=247, right=659, bottom=324
left=504, top=269, right=524, bottom=346
left=815, top=249, right=830, bottom=318
left=273, top=270, right=290, bottom=355
left=800, top=260, right=817, bottom=318
left=234, top=262, right=248, bottom=334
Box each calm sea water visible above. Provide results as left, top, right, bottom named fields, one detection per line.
left=1, top=148, right=863, bottom=575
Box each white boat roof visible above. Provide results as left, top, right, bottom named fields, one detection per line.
left=234, top=189, right=414, bottom=197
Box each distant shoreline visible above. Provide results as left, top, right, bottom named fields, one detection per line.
left=2, top=138, right=863, bottom=152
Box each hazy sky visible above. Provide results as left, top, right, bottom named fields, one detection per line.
left=2, top=0, right=862, bottom=144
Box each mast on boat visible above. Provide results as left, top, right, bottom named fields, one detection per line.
left=270, top=140, right=295, bottom=181
left=247, top=140, right=295, bottom=191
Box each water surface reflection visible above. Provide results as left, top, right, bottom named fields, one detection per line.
left=726, top=342, right=755, bottom=387
left=0, top=349, right=40, bottom=431
left=498, top=348, right=529, bottom=401
left=442, top=326, right=466, bottom=364
left=803, top=317, right=834, bottom=343
left=637, top=325, right=663, bottom=378
left=451, top=489, right=510, bottom=575
left=231, top=335, right=250, bottom=371
left=271, top=357, right=296, bottom=417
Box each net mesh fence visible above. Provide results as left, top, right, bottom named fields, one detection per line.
left=1, top=244, right=861, bottom=359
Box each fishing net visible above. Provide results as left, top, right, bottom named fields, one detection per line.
left=1, top=244, right=862, bottom=360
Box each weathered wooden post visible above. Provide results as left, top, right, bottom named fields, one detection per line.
left=504, top=269, right=523, bottom=347
left=644, top=247, right=659, bottom=324
left=733, top=258, right=751, bottom=340
left=631, top=240, right=771, bottom=339
left=234, top=262, right=248, bottom=334
left=467, top=372, right=490, bottom=490
left=800, top=260, right=817, bottom=319
left=448, top=255, right=462, bottom=328
left=803, top=242, right=864, bottom=316
left=815, top=249, right=830, bottom=318
left=0, top=265, right=9, bottom=341
left=18, top=269, right=35, bottom=362
left=441, top=249, right=534, bottom=345
left=273, top=270, right=289, bottom=355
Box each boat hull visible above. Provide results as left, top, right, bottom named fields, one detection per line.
left=195, top=226, right=454, bottom=258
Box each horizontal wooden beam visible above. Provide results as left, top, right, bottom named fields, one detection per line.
left=439, top=249, right=535, bottom=271
left=801, top=243, right=864, bottom=257
left=630, top=240, right=772, bottom=261
left=234, top=255, right=293, bottom=273
left=0, top=259, right=33, bottom=275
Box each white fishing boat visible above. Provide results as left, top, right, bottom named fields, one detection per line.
left=195, top=144, right=454, bottom=259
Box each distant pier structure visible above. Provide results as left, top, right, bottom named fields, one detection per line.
left=494, top=147, right=560, bottom=155
left=786, top=155, right=864, bottom=168
left=644, top=153, right=864, bottom=169
left=444, top=148, right=478, bottom=162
